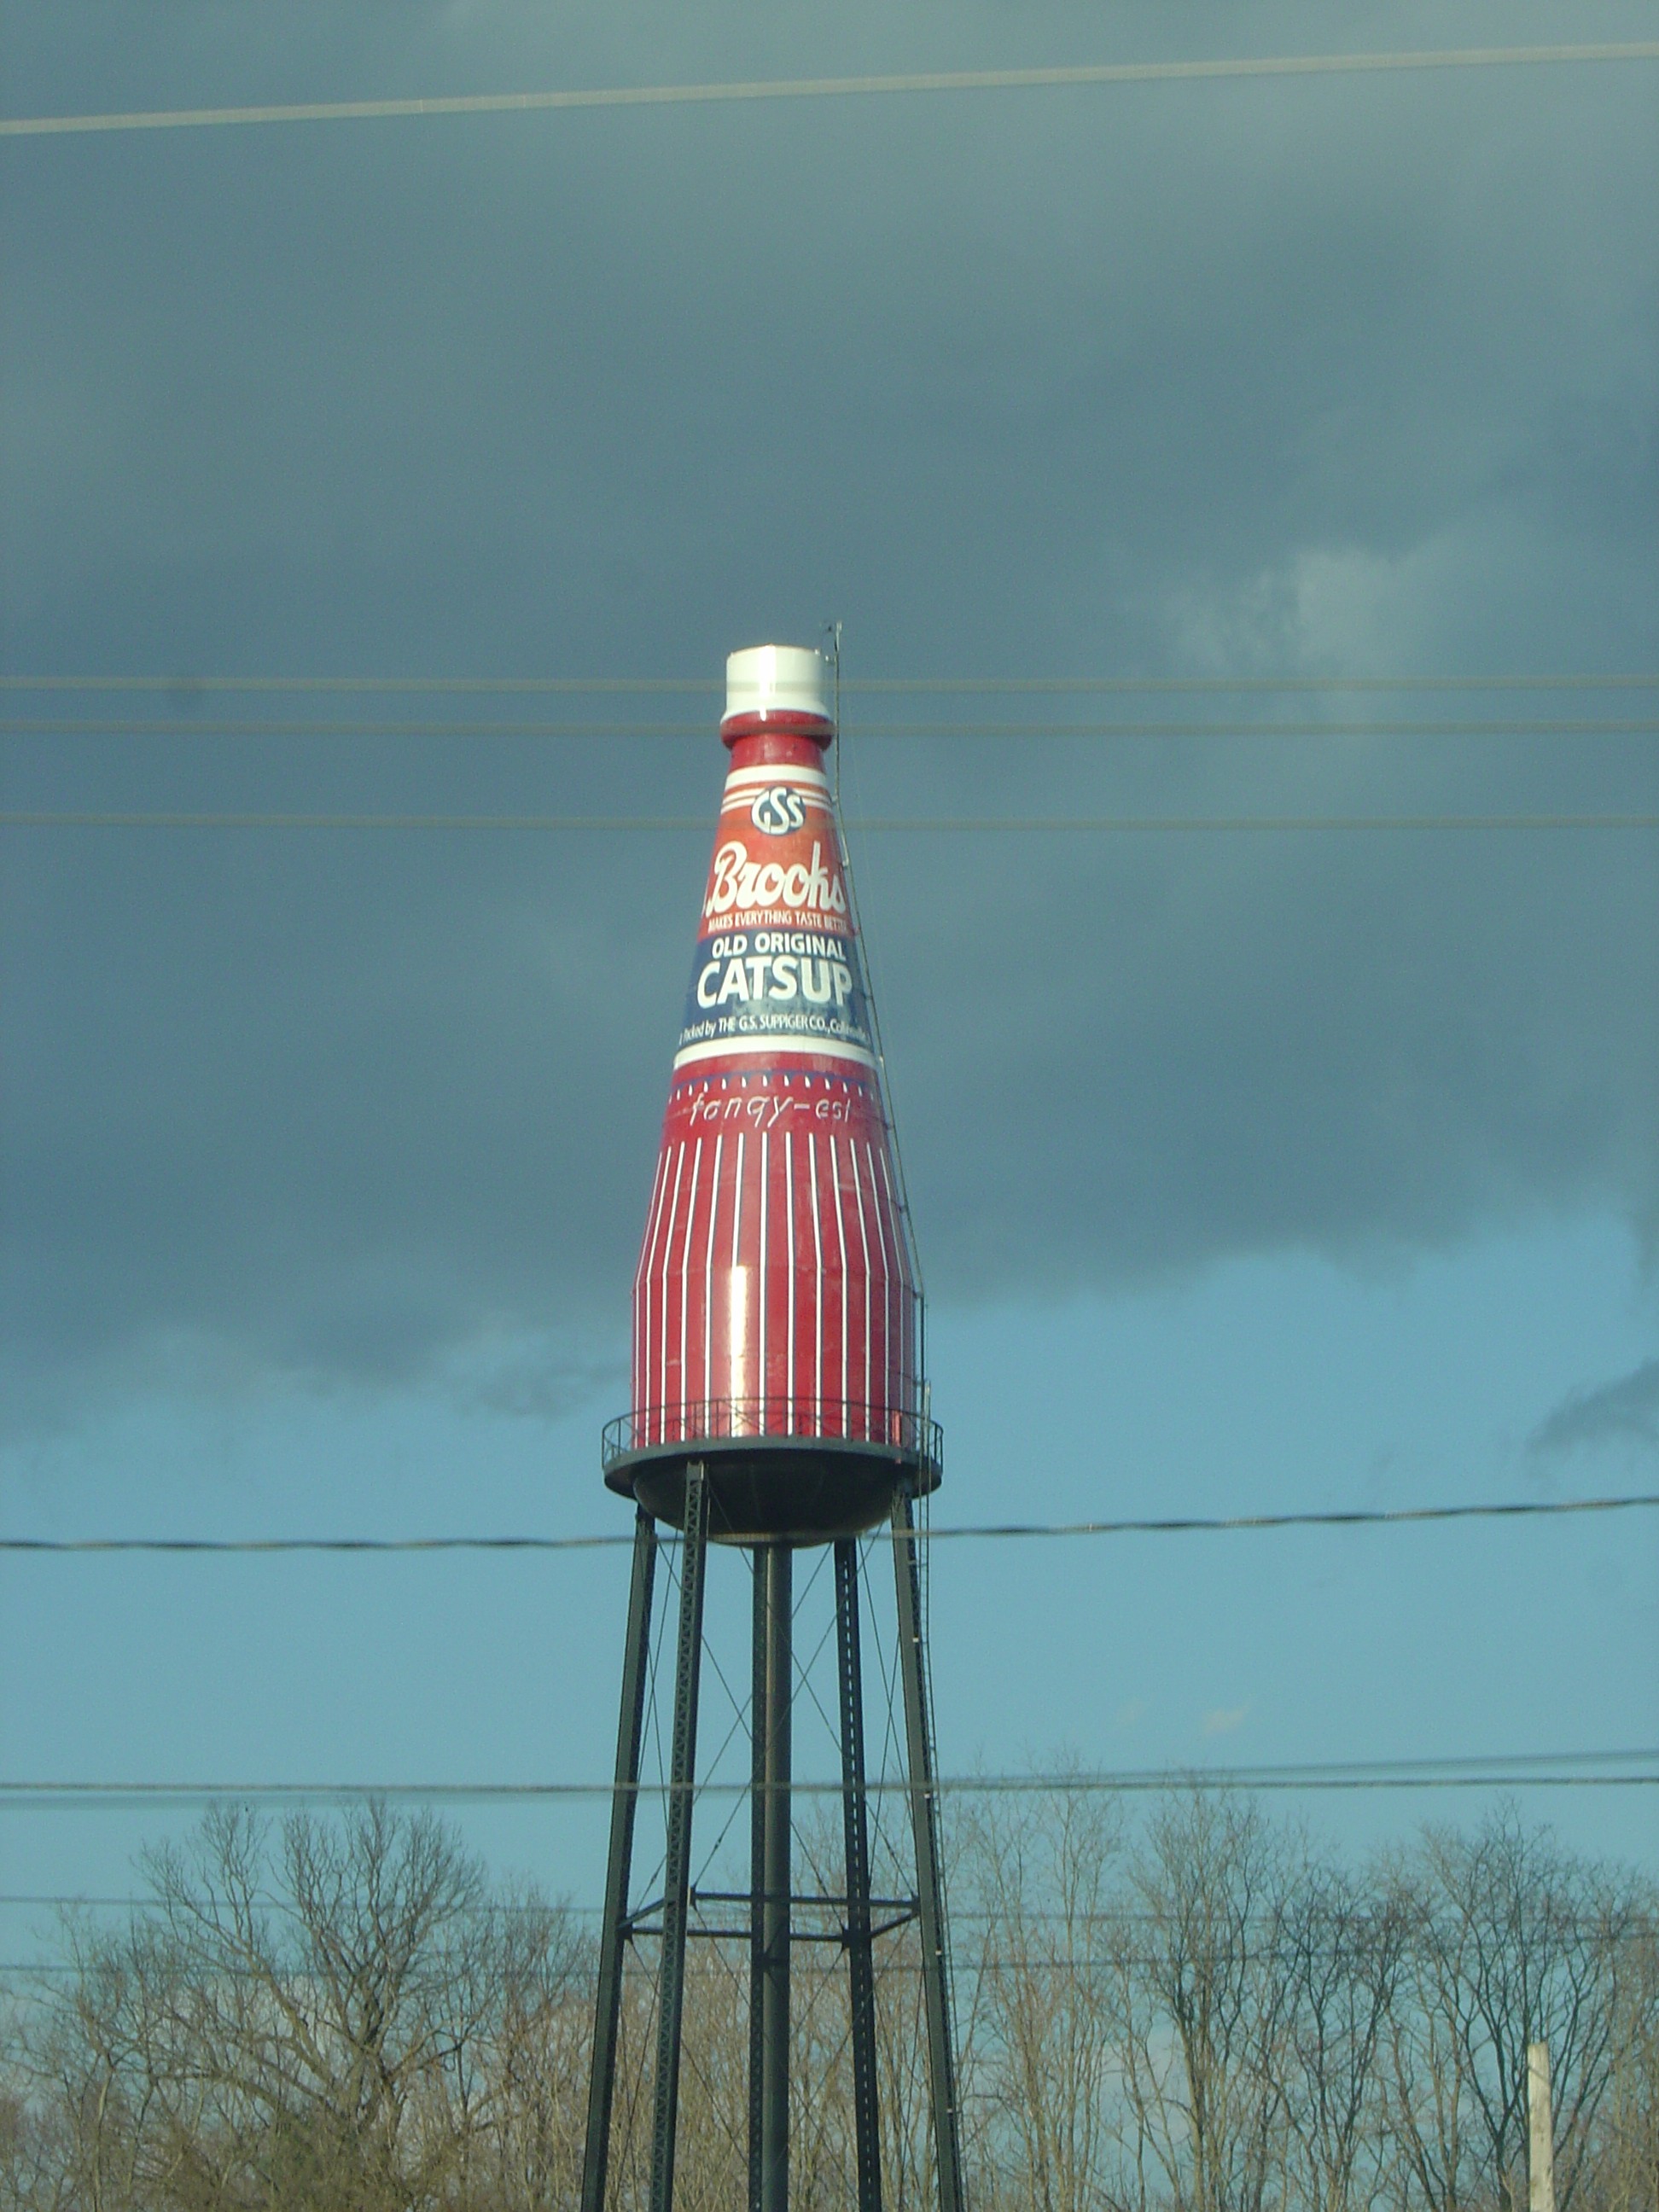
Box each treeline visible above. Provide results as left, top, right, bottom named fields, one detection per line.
left=1, top=1795, right=1653, bottom=2211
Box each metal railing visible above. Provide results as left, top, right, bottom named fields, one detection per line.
left=602, top=1398, right=942, bottom=1470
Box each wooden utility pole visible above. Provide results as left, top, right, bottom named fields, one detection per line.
left=1528, top=2040, right=1556, bottom=2212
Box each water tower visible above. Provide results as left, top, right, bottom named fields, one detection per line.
left=580, top=646, right=965, bottom=2212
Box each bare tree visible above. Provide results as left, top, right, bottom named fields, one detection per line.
left=447, top=1881, right=591, bottom=2210
left=1583, top=1905, right=1658, bottom=2212
left=13, top=1802, right=585, bottom=2212
left=3, top=1793, right=1652, bottom=2212
left=1109, top=1792, right=1298, bottom=2212
left=1274, top=1860, right=1407, bottom=2212
left=1383, top=1805, right=1646, bottom=2212
left=0, top=1997, right=73, bottom=2212
left=969, top=1786, right=1122, bottom=2212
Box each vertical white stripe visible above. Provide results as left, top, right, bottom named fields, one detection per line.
left=678, top=1138, right=701, bottom=1423
left=758, top=1130, right=770, bottom=1430
left=731, top=1130, right=744, bottom=1264
left=830, top=1130, right=850, bottom=1424
left=658, top=1144, right=685, bottom=1425
left=704, top=1132, right=722, bottom=1420
left=848, top=1138, right=873, bottom=1432
left=730, top=1131, right=745, bottom=1407
left=785, top=1131, right=796, bottom=1433
left=641, top=1149, right=672, bottom=1385
left=633, top=1148, right=669, bottom=1417
left=630, top=1154, right=653, bottom=1365
left=876, top=1145, right=911, bottom=1394
left=808, top=1130, right=824, bottom=1429
left=866, top=1141, right=893, bottom=1421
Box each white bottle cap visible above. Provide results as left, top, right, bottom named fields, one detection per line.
left=723, top=643, right=832, bottom=729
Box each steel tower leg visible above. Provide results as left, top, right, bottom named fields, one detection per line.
left=835, top=1539, right=884, bottom=2212
left=752, top=1543, right=792, bottom=2212
left=748, top=1551, right=768, bottom=2212
left=648, top=1464, right=710, bottom=2212
left=581, top=1506, right=658, bottom=2212
left=892, top=1493, right=966, bottom=2212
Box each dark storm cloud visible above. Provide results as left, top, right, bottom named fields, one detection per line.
left=1529, top=1359, right=1659, bottom=1456
left=3, top=1, right=1656, bottom=1415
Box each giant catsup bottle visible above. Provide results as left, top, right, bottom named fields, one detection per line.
left=604, top=644, right=933, bottom=1540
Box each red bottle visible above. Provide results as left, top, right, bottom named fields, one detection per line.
left=604, top=645, right=936, bottom=1538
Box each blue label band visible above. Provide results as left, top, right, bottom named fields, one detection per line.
left=676, top=930, right=873, bottom=1061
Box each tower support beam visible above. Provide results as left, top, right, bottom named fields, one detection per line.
left=648, top=1464, right=710, bottom=2212
left=580, top=1507, right=658, bottom=2212
left=748, top=1550, right=767, bottom=2212
left=892, top=1493, right=967, bottom=2212
left=754, top=1544, right=793, bottom=2212
left=584, top=1483, right=955, bottom=2212
left=836, top=1538, right=883, bottom=2212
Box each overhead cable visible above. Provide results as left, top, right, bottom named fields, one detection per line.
left=0, top=1751, right=1653, bottom=1806
left=3, top=44, right=1657, bottom=141
left=5, top=811, right=1656, bottom=833
left=7, top=1939, right=1655, bottom=1977
left=5, top=717, right=1656, bottom=740
left=3, top=1493, right=1654, bottom=1553
left=3, top=675, right=1656, bottom=696
left=0, top=1895, right=1645, bottom=1937
left=919, top=1494, right=1659, bottom=1539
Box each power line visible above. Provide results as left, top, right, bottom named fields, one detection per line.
left=0, top=678, right=725, bottom=695
left=3, top=44, right=1656, bottom=141
left=3, top=676, right=1656, bottom=696
left=3, top=1493, right=1652, bottom=1553
left=1, top=719, right=730, bottom=738
left=857, top=678, right=1659, bottom=696
left=10, top=1940, right=1658, bottom=1978
left=0, top=1752, right=1652, bottom=1806
left=924, top=1495, right=1659, bottom=1540
left=6, top=717, right=1656, bottom=740
left=5, top=811, right=1656, bottom=833
left=0, top=1896, right=1645, bottom=1938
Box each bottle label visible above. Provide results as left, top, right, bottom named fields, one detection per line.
left=673, top=766, right=874, bottom=1069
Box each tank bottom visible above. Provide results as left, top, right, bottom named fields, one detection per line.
left=602, top=1433, right=941, bottom=1544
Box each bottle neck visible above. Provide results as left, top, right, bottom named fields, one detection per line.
left=721, top=713, right=834, bottom=772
